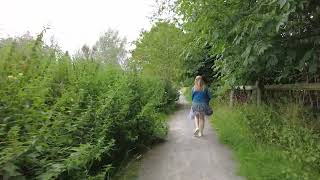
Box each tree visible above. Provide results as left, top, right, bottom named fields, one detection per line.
left=74, top=29, right=127, bottom=66
left=172, top=0, right=320, bottom=86
left=93, top=29, right=127, bottom=66
left=131, top=22, right=186, bottom=85
left=81, top=44, right=90, bottom=60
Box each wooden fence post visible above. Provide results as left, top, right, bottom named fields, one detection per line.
left=256, top=81, right=261, bottom=106
left=229, top=89, right=234, bottom=107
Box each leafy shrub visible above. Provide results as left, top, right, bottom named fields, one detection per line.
left=0, top=35, right=177, bottom=179
left=243, top=104, right=320, bottom=175
left=213, top=102, right=320, bottom=179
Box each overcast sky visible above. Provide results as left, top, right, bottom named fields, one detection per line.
left=0, top=0, right=155, bottom=54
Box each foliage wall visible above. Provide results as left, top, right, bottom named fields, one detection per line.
left=173, top=0, right=320, bottom=86
left=213, top=103, right=320, bottom=179
left=0, top=33, right=177, bottom=179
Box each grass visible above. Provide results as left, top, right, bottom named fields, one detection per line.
left=211, top=104, right=320, bottom=180
left=112, top=155, right=142, bottom=180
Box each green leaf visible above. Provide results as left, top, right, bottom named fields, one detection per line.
left=212, top=31, right=219, bottom=40
left=248, top=56, right=255, bottom=65
left=309, top=54, right=317, bottom=74
left=2, top=162, right=22, bottom=177
left=241, top=44, right=252, bottom=60
left=257, top=43, right=272, bottom=55
left=299, top=49, right=313, bottom=68
left=279, top=0, right=287, bottom=9
left=267, top=55, right=278, bottom=67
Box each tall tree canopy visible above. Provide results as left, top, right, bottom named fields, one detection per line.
left=94, top=29, right=127, bottom=65
left=75, top=29, right=127, bottom=66
left=155, top=0, right=320, bottom=86
left=131, top=22, right=186, bottom=85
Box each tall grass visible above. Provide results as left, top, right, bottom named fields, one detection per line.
left=212, top=103, right=320, bottom=180
left=0, top=34, right=178, bottom=179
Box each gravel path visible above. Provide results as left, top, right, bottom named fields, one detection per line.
left=138, top=95, right=244, bottom=180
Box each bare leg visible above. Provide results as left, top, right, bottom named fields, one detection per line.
left=194, top=114, right=200, bottom=136
left=194, top=114, right=199, bottom=129
left=199, top=113, right=205, bottom=136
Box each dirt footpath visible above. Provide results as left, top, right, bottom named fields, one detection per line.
left=138, top=95, right=244, bottom=180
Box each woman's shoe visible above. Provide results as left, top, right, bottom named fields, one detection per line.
left=194, top=128, right=200, bottom=136
left=198, top=131, right=203, bottom=137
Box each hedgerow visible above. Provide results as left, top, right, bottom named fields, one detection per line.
left=243, top=104, right=320, bottom=176
left=0, top=34, right=178, bottom=179
left=213, top=102, right=320, bottom=179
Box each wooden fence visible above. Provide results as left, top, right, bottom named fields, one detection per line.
left=229, top=81, right=320, bottom=109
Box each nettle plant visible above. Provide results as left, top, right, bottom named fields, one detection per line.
left=0, top=33, right=177, bottom=179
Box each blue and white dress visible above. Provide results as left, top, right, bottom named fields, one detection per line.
left=189, top=87, right=211, bottom=119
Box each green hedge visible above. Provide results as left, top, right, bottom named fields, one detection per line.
left=212, top=103, right=320, bottom=180
left=243, top=104, right=320, bottom=175
left=0, top=37, right=178, bottom=179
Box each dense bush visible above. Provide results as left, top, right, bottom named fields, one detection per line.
left=213, top=102, right=320, bottom=179
left=243, top=104, right=320, bottom=175
left=0, top=35, right=178, bottom=179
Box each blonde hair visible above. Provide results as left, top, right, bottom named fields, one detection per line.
left=194, top=75, right=205, bottom=91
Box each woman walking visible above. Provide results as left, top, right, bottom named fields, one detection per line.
left=190, top=76, right=212, bottom=137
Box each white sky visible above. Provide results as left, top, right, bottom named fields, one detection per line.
left=0, top=0, right=155, bottom=54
